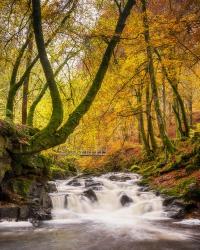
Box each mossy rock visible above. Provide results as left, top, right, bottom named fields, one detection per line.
left=12, top=154, right=51, bottom=177
left=130, top=165, right=140, bottom=173
left=10, top=178, right=33, bottom=197
left=184, top=182, right=200, bottom=202
left=138, top=178, right=149, bottom=186
left=49, top=164, right=75, bottom=179
left=185, top=164, right=200, bottom=173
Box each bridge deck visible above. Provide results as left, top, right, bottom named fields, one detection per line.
left=59, top=150, right=107, bottom=156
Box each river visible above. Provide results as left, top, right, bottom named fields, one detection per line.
left=0, top=173, right=200, bottom=250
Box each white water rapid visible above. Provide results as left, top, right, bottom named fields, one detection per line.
left=1, top=173, right=200, bottom=250
left=50, top=173, right=164, bottom=224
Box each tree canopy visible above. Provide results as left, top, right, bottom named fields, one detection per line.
left=0, top=0, right=200, bottom=157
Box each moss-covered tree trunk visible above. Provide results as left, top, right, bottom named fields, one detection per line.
left=22, top=28, right=33, bottom=125
left=14, top=0, right=136, bottom=154
left=136, top=86, right=151, bottom=155
left=146, top=81, right=157, bottom=151
left=6, top=36, right=30, bottom=120
left=27, top=55, right=74, bottom=127
left=5, top=1, right=77, bottom=122
left=31, top=0, right=64, bottom=137
left=154, top=48, right=189, bottom=138
left=141, top=0, right=174, bottom=153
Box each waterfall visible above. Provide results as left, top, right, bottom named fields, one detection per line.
left=49, top=173, right=165, bottom=222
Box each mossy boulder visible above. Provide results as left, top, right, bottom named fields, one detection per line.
left=10, top=178, right=33, bottom=197
left=130, top=165, right=140, bottom=173
left=49, top=165, right=67, bottom=179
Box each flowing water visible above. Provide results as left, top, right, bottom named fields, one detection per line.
left=0, top=173, right=200, bottom=250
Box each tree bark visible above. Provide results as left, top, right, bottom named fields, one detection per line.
left=136, top=86, right=151, bottom=155
left=141, top=0, right=174, bottom=153
left=154, top=48, right=189, bottom=138
left=27, top=54, right=76, bottom=126
left=31, top=0, right=63, bottom=136
left=22, top=29, right=33, bottom=125
left=17, top=0, right=136, bottom=154
left=146, top=81, right=157, bottom=150
left=5, top=1, right=77, bottom=121
left=6, top=37, right=30, bottom=119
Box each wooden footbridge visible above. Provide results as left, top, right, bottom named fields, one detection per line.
left=58, top=148, right=107, bottom=157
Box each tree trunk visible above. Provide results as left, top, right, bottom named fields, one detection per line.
left=146, top=81, right=157, bottom=150
left=31, top=0, right=64, bottom=137
left=6, top=37, right=30, bottom=120
left=16, top=0, right=136, bottom=154
left=188, top=94, right=193, bottom=127
left=154, top=48, right=189, bottom=138
left=22, top=29, right=33, bottom=125
left=5, top=1, right=77, bottom=121
left=141, top=0, right=174, bottom=153
left=27, top=54, right=75, bottom=126
left=136, top=88, right=151, bottom=155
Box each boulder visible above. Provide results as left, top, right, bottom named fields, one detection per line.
left=42, top=193, right=52, bottom=210
left=0, top=206, right=19, bottom=220
left=109, top=175, right=131, bottom=182
left=83, top=189, right=97, bottom=202
left=138, top=186, right=149, bottom=192
left=46, top=181, right=57, bottom=193
left=85, top=179, right=103, bottom=190
left=64, top=194, right=68, bottom=208
left=67, top=179, right=81, bottom=186
left=0, top=135, right=11, bottom=185
left=19, top=205, right=29, bottom=220
left=28, top=181, right=52, bottom=224
left=165, top=205, right=185, bottom=219
left=163, top=196, right=178, bottom=207
left=120, top=194, right=133, bottom=207
left=163, top=198, right=186, bottom=219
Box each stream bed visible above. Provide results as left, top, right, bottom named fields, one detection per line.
left=0, top=173, right=200, bottom=250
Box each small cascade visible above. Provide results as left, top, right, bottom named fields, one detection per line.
left=49, top=173, right=165, bottom=222
left=50, top=194, right=66, bottom=209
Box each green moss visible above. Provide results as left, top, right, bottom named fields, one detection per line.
left=12, top=178, right=33, bottom=197
left=49, top=165, right=67, bottom=179
left=130, top=165, right=140, bottom=173
left=138, top=178, right=149, bottom=186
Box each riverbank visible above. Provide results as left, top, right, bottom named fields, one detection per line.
left=0, top=118, right=199, bottom=221
left=75, top=137, right=200, bottom=219
left=0, top=172, right=200, bottom=250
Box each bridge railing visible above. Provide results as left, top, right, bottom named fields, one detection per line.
left=58, top=149, right=107, bottom=156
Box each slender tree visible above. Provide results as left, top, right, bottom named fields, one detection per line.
left=154, top=48, right=189, bottom=138
left=14, top=0, right=136, bottom=154
left=141, top=0, right=175, bottom=153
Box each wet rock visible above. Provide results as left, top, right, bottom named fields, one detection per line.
left=83, top=188, right=97, bottom=202
left=138, top=186, right=149, bottom=192
left=28, top=182, right=52, bottom=223
left=85, top=179, right=103, bottom=190
left=19, top=205, right=29, bottom=220
left=0, top=206, right=19, bottom=220
left=42, top=193, right=52, bottom=210
left=46, top=181, right=57, bottom=193
left=67, top=179, right=81, bottom=186
left=109, top=175, right=131, bottom=182
left=29, top=207, right=51, bottom=221
left=185, top=183, right=200, bottom=202
left=29, top=218, right=41, bottom=227
left=120, top=194, right=133, bottom=207
left=163, top=196, right=178, bottom=207
left=164, top=198, right=186, bottom=219
left=165, top=205, right=185, bottom=219
left=64, top=194, right=68, bottom=208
